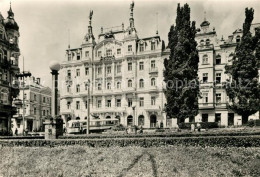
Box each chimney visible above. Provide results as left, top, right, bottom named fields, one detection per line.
left=36, top=78, right=40, bottom=85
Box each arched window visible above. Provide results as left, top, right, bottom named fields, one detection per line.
left=128, top=80, right=132, bottom=87
left=236, top=35, right=241, bottom=43
left=200, top=40, right=204, bottom=46
left=139, top=79, right=144, bottom=88
left=138, top=115, right=145, bottom=126
left=98, top=83, right=102, bottom=90
left=151, top=78, right=156, bottom=86
left=107, top=82, right=111, bottom=90
left=206, top=39, right=210, bottom=45
left=202, top=55, right=208, bottom=64
left=216, top=55, right=221, bottom=65
left=117, top=82, right=121, bottom=89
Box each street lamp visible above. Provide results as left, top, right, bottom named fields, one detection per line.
left=85, top=79, right=91, bottom=135
left=15, top=57, right=31, bottom=136
left=49, top=61, right=60, bottom=117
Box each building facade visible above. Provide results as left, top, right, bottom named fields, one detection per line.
left=194, top=18, right=260, bottom=126
left=60, top=3, right=168, bottom=128
left=0, top=5, right=20, bottom=135
left=12, top=77, right=52, bottom=134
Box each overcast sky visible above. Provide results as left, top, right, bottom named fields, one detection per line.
left=0, top=0, right=259, bottom=87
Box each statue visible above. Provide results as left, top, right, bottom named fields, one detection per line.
left=130, top=1, right=134, bottom=10
left=89, top=10, right=93, bottom=20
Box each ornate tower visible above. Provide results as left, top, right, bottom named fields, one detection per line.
left=129, top=1, right=135, bottom=28
left=83, top=10, right=95, bottom=44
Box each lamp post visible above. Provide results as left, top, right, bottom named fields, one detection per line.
left=49, top=61, right=60, bottom=117
left=85, top=79, right=91, bottom=135
left=15, top=57, right=31, bottom=136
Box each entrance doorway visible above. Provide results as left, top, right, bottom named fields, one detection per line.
left=127, top=115, right=133, bottom=126
left=27, top=120, right=33, bottom=131
left=228, top=113, right=234, bottom=126
left=138, top=115, right=144, bottom=126
left=150, top=114, right=157, bottom=128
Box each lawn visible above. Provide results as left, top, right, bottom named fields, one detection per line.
left=1, top=146, right=260, bottom=177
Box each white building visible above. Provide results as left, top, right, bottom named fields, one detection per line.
left=60, top=3, right=168, bottom=129
left=12, top=77, right=52, bottom=134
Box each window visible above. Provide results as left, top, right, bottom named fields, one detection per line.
left=68, top=54, right=72, bottom=61
left=139, top=97, right=144, bottom=107
left=128, top=98, right=132, bottom=107
left=107, top=82, right=111, bottom=90
left=85, top=101, right=88, bottom=109
left=67, top=70, right=71, bottom=77
left=202, top=114, right=208, bottom=122
left=106, top=100, right=111, bottom=107
left=98, top=83, right=102, bottom=90
left=216, top=93, right=221, bottom=103
left=76, top=69, right=80, bottom=76
left=116, top=65, right=121, bottom=73
left=139, top=62, right=144, bottom=70
left=128, top=63, right=132, bottom=71
left=85, top=51, right=89, bottom=57
left=215, top=113, right=221, bottom=123
left=151, top=60, right=155, bottom=68
left=67, top=101, right=71, bottom=109
left=139, top=79, right=144, bottom=88
left=24, top=93, right=27, bottom=99
left=97, top=67, right=102, bottom=75
left=43, top=110, right=46, bottom=116
left=106, top=49, right=112, bottom=56
left=206, top=39, right=210, bottom=45
left=47, top=110, right=49, bottom=115
left=202, top=55, right=208, bottom=64
left=140, top=44, right=144, bottom=52
left=76, top=84, right=80, bottom=92
left=203, top=73, right=208, bottom=83
left=117, top=82, right=121, bottom=89
left=151, top=42, right=156, bottom=50
left=116, top=99, right=121, bottom=107
left=34, top=107, right=37, bottom=115
left=43, top=97, right=45, bottom=103
left=216, top=73, right=221, bottom=84
left=128, top=80, right=132, bottom=87
left=34, top=94, right=37, bottom=101
left=97, top=100, right=102, bottom=108
left=203, top=93, right=208, bottom=103
left=128, top=45, right=132, bottom=52
left=216, top=55, right=221, bottom=64
left=151, top=78, right=156, bottom=86
left=85, top=68, right=89, bottom=75
left=200, top=40, right=204, bottom=46
left=76, top=101, right=80, bottom=109
left=107, top=66, right=111, bottom=74
left=117, top=49, right=121, bottom=55
left=67, top=86, right=71, bottom=93
left=77, top=53, right=80, bottom=60
left=236, top=35, right=241, bottom=43
left=17, top=120, right=21, bottom=128
left=98, top=51, right=102, bottom=57
left=151, top=97, right=156, bottom=105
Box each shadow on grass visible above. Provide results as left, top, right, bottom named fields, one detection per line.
left=117, top=151, right=158, bottom=177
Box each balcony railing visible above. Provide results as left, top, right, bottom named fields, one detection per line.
left=149, top=67, right=158, bottom=73
left=197, top=44, right=214, bottom=51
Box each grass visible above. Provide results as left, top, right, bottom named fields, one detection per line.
left=1, top=146, right=260, bottom=177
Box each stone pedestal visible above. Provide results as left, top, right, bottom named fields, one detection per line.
left=44, top=117, right=63, bottom=139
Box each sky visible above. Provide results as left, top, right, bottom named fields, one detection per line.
left=0, top=0, right=259, bottom=88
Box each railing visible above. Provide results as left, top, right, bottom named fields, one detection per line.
left=149, top=67, right=158, bottom=73
left=197, top=44, right=214, bottom=51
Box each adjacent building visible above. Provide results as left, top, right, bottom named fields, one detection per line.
left=0, top=5, right=20, bottom=135
left=12, top=76, right=52, bottom=134
left=60, top=2, right=168, bottom=128
left=194, top=18, right=260, bottom=126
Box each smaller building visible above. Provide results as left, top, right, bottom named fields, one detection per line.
left=12, top=76, right=52, bottom=134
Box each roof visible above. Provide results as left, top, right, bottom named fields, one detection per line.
left=137, top=35, right=161, bottom=42
left=233, top=28, right=242, bottom=34
left=200, top=20, right=210, bottom=27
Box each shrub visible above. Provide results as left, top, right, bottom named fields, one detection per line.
left=247, top=120, right=260, bottom=127
left=111, top=124, right=126, bottom=131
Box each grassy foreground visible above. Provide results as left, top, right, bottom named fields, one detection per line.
left=1, top=146, right=260, bottom=177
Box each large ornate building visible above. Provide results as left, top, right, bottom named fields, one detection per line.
left=60, top=2, right=168, bottom=128
left=0, top=5, right=20, bottom=135
left=194, top=18, right=260, bottom=126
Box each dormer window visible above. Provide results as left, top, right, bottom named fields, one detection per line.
left=206, top=39, right=210, bottom=45
left=151, top=42, right=156, bottom=50
left=68, top=54, right=72, bottom=61
left=216, top=55, right=221, bottom=65
left=200, top=40, right=204, bottom=46
left=117, top=49, right=121, bottom=55
left=140, top=44, right=144, bottom=52
left=98, top=51, right=102, bottom=57
left=128, top=45, right=132, bottom=52
left=85, top=51, right=89, bottom=57
left=106, top=49, right=112, bottom=56
left=236, top=35, right=241, bottom=43
left=202, top=55, right=208, bottom=64
left=77, top=53, right=80, bottom=60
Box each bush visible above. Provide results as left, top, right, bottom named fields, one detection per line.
left=178, top=122, right=218, bottom=129
left=111, top=124, right=126, bottom=131
left=247, top=120, right=260, bottom=127
left=1, top=136, right=260, bottom=147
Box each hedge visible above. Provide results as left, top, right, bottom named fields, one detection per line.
left=59, top=131, right=260, bottom=139
left=0, top=136, right=44, bottom=140
left=178, top=122, right=219, bottom=129
left=247, top=120, right=260, bottom=127
left=1, top=136, right=260, bottom=147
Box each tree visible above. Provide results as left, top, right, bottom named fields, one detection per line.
left=225, top=8, right=260, bottom=124
left=163, top=3, right=200, bottom=123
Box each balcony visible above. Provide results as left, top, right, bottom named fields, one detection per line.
left=215, top=102, right=228, bottom=109
left=149, top=67, right=158, bottom=74
left=197, top=44, right=214, bottom=51
left=123, top=87, right=136, bottom=93
left=198, top=103, right=215, bottom=109
left=60, top=108, right=74, bottom=115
